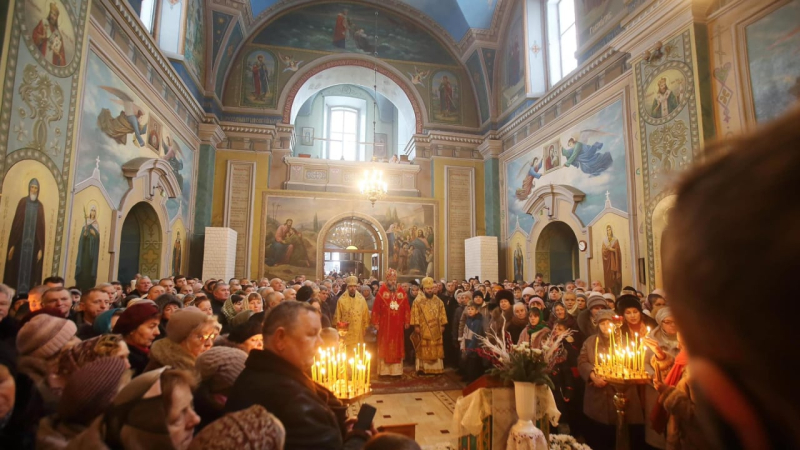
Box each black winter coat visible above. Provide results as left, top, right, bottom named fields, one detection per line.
left=226, top=349, right=368, bottom=450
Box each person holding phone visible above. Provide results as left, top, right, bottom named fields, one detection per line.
left=226, top=301, right=374, bottom=449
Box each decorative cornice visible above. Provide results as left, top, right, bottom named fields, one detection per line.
left=198, top=123, right=226, bottom=146
left=497, top=48, right=623, bottom=136
left=478, top=139, right=503, bottom=159
left=220, top=123, right=278, bottom=136
left=102, top=0, right=205, bottom=119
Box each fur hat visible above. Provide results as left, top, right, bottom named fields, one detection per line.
left=195, top=346, right=248, bottom=393
left=112, top=303, right=160, bottom=336
left=17, top=314, right=77, bottom=359
left=495, top=289, right=514, bottom=304
left=586, top=293, right=609, bottom=310
left=166, top=306, right=209, bottom=343
left=58, top=357, right=128, bottom=425
left=615, top=295, right=643, bottom=316
left=189, top=405, right=285, bottom=450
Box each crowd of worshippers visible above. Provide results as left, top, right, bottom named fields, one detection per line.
left=0, top=274, right=427, bottom=450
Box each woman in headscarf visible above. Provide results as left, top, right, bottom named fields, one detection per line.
left=219, top=294, right=244, bottom=334
left=642, top=307, right=680, bottom=448
left=489, top=290, right=515, bottom=336
left=92, top=308, right=124, bottom=336
left=576, top=293, right=588, bottom=313
left=518, top=307, right=550, bottom=348
left=66, top=368, right=201, bottom=450
left=507, top=303, right=529, bottom=345
left=563, top=292, right=580, bottom=318
left=547, top=301, right=578, bottom=330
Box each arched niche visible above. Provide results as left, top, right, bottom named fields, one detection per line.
left=524, top=183, right=589, bottom=282
left=281, top=56, right=425, bottom=138
left=109, top=157, right=180, bottom=283
left=118, top=202, right=163, bottom=283
left=316, top=211, right=388, bottom=279
left=535, top=221, right=579, bottom=284
left=651, top=195, right=676, bottom=289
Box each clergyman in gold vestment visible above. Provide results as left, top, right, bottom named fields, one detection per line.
left=410, top=277, right=448, bottom=374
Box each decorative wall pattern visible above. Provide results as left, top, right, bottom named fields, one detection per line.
left=211, top=10, right=232, bottom=68
left=635, top=29, right=702, bottom=288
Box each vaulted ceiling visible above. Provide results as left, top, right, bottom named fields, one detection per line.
left=248, top=0, right=500, bottom=41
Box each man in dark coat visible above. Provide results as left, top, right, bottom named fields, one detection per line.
left=227, top=301, right=371, bottom=449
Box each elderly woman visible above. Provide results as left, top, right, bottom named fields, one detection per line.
left=489, top=290, right=515, bottom=335
left=56, top=334, right=131, bottom=380
left=578, top=310, right=646, bottom=450
left=518, top=307, right=550, bottom=348
left=547, top=301, right=577, bottom=330
left=190, top=405, right=285, bottom=450
left=145, top=307, right=220, bottom=376
left=507, top=303, right=529, bottom=344
left=576, top=293, right=588, bottom=312
left=225, top=316, right=264, bottom=354
left=219, top=294, right=245, bottom=333
left=66, top=368, right=201, bottom=450
left=113, top=303, right=161, bottom=376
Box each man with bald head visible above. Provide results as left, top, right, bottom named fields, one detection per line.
left=283, top=288, right=297, bottom=301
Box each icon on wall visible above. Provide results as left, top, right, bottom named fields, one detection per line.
left=301, top=127, right=314, bottom=146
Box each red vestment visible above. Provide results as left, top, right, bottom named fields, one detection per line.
left=371, top=285, right=410, bottom=364
left=32, top=20, right=67, bottom=66
left=333, top=13, right=347, bottom=46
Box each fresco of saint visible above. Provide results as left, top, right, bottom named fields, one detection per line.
left=4, top=179, right=46, bottom=293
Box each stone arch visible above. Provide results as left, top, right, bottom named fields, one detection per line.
left=117, top=202, right=163, bottom=284
left=535, top=221, right=580, bottom=284
left=316, top=211, right=388, bottom=279
left=281, top=56, right=426, bottom=134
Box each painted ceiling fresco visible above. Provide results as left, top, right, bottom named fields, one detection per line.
left=248, top=0, right=498, bottom=41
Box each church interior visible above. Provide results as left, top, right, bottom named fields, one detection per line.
left=0, top=0, right=798, bottom=448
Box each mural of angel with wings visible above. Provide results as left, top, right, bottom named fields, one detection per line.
left=408, top=66, right=430, bottom=86
left=561, top=129, right=614, bottom=177
left=96, top=85, right=148, bottom=147
left=515, top=156, right=542, bottom=200
left=278, top=53, right=303, bottom=72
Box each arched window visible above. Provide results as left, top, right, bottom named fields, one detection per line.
left=327, top=106, right=360, bottom=161
left=547, top=0, right=578, bottom=85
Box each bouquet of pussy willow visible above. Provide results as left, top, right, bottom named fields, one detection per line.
left=477, top=324, right=572, bottom=389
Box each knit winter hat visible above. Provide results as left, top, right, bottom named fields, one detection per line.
left=57, top=334, right=125, bottom=377
left=586, top=293, right=608, bottom=310
left=529, top=296, right=545, bottom=309
left=167, top=306, right=209, bottom=343
left=521, top=287, right=535, bottom=297
left=112, top=303, right=160, bottom=336
left=188, top=405, right=285, bottom=450
left=58, top=357, right=128, bottom=425
left=615, top=295, right=643, bottom=316
left=195, top=346, right=247, bottom=393
left=655, top=306, right=673, bottom=326
left=595, top=309, right=616, bottom=325
left=17, top=314, right=77, bottom=359
left=155, top=293, right=183, bottom=312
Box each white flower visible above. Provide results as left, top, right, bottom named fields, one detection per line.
left=13, top=123, right=27, bottom=142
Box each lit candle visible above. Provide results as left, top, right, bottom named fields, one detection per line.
left=594, top=335, right=599, bottom=367
left=366, top=352, right=371, bottom=390
left=349, top=358, right=355, bottom=396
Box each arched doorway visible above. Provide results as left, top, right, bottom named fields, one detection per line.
left=322, top=216, right=383, bottom=279
left=535, top=221, right=579, bottom=284
left=118, top=202, right=162, bottom=283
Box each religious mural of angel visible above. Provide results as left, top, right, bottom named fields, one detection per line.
left=515, top=156, right=542, bottom=200
left=96, top=85, right=148, bottom=147
left=408, top=66, right=430, bottom=86
left=278, top=53, right=303, bottom=72
left=561, top=129, right=614, bottom=177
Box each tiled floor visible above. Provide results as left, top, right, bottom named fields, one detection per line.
left=351, top=389, right=463, bottom=450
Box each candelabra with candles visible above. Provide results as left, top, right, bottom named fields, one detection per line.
left=359, top=169, right=387, bottom=207
left=593, top=316, right=651, bottom=450
left=311, top=343, right=372, bottom=402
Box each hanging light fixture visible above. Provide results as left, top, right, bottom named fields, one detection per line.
left=359, top=10, right=388, bottom=207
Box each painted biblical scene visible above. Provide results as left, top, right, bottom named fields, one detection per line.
left=643, top=69, right=686, bottom=120
left=430, top=70, right=461, bottom=124
left=241, top=49, right=278, bottom=108
left=466, top=50, right=490, bottom=124
left=0, top=160, right=59, bottom=294
left=250, top=2, right=457, bottom=65
left=24, top=0, right=76, bottom=67
left=74, top=51, right=195, bottom=226
left=183, top=0, right=206, bottom=83
left=745, top=0, right=800, bottom=123
left=262, top=195, right=435, bottom=281
left=574, top=0, right=626, bottom=49
left=504, top=98, right=627, bottom=236
left=500, top=2, right=525, bottom=113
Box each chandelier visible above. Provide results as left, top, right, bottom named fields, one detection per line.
left=359, top=169, right=387, bottom=207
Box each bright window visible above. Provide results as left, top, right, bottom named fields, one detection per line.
left=327, top=107, right=359, bottom=161
left=547, top=0, right=578, bottom=85
left=139, top=0, right=156, bottom=33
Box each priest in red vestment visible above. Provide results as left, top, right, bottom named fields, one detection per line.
left=372, top=269, right=410, bottom=377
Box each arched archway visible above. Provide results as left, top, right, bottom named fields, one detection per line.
left=118, top=202, right=162, bottom=284
left=535, top=221, right=579, bottom=284
left=316, top=212, right=387, bottom=279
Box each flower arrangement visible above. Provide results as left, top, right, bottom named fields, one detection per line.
left=549, top=434, right=592, bottom=450
left=476, top=323, right=572, bottom=389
